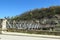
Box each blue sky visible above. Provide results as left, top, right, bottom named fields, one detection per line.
left=0, top=0, right=60, bottom=18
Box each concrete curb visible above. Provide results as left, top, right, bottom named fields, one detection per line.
left=1, top=32, right=60, bottom=39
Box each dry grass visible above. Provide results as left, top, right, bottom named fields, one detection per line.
left=7, top=28, right=60, bottom=36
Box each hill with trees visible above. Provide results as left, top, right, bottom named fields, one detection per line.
left=10, top=6, right=60, bottom=21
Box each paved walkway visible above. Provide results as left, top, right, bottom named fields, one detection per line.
left=1, top=32, right=60, bottom=39
left=0, top=34, right=60, bottom=40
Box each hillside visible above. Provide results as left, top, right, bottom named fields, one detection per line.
left=11, top=6, right=60, bottom=21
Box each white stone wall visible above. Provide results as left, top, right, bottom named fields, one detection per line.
left=2, top=19, right=7, bottom=31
